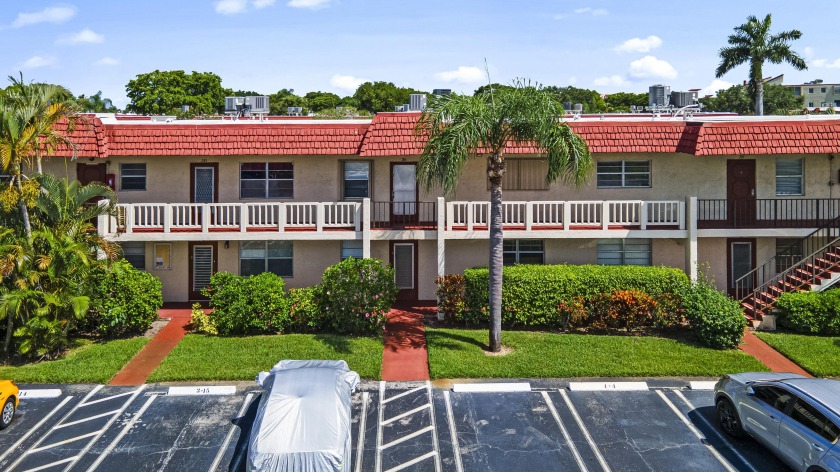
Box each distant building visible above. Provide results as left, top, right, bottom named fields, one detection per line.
left=787, top=80, right=840, bottom=110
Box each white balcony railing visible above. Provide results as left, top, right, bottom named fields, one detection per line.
left=106, top=202, right=362, bottom=235
left=445, top=200, right=684, bottom=231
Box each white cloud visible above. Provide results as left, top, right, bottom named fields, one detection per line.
left=628, top=55, right=678, bottom=80
left=614, top=35, right=662, bottom=54
left=813, top=58, right=840, bottom=68
left=287, top=0, right=331, bottom=9
left=12, top=6, right=75, bottom=28
left=330, top=74, right=368, bottom=91
left=700, top=79, right=734, bottom=97
left=434, top=66, right=485, bottom=84
left=215, top=0, right=248, bottom=14
left=18, top=55, right=57, bottom=70
left=573, top=7, right=608, bottom=16
left=95, top=57, right=120, bottom=66
left=57, top=28, right=105, bottom=45
left=253, top=0, right=276, bottom=7
left=593, top=75, right=630, bottom=87
left=803, top=47, right=814, bottom=59
left=567, top=76, right=578, bottom=85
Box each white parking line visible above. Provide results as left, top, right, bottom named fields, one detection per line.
left=209, top=392, right=255, bottom=472
left=541, top=391, right=589, bottom=472
left=26, top=432, right=99, bottom=453
left=355, top=391, right=370, bottom=472
left=426, top=381, right=442, bottom=472
left=381, top=404, right=430, bottom=425
left=0, top=396, right=73, bottom=466
left=381, top=426, right=435, bottom=449
left=54, top=409, right=121, bottom=428
left=381, top=385, right=425, bottom=404
left=689, top=381, right=718, bottom=390
left=443, top=390, right=464, bottom=472
left=86, top=394, right=159, bottom=472
left=78, top=389, right=136, bottom=407
left=21, top=456, right=78, bottom=472
left=673, top=390, right=760, bottom=472
left=61, top=385, right=147, bottom=472
left=655, top=390, right=737, bottom=472
left=384, top=451, right=438, bottom=472
left=375, top=381, right=385, bottom=472
left=558, top=389, right=612, bottom=472
left=6, top=386, right=103, bottom=471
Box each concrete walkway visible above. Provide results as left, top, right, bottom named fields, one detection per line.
left=108, top=305, right=197, bottom=386
left=739, top=329, right=812, bottom=377
left=381, top=303, right=435, bottom=381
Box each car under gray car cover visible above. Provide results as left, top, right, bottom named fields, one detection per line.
left=247, top=360, right=360, bottom=472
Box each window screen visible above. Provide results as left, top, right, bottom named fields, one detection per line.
left=120, top=164, right=146, bottom=191
left=121, top=242, right=145, bottom=270
left=503, top=240, right=545, bottom=265
left=776, top=158, right=803, bottom=195
left=341, top=240, right=363, bottom=260
left=240, top=241, right=293, bottom=277
left=597, top=239, right=652, bottom=265
left=596, top=161, right=651, bottom=188
left=240, top=163, right=293, bottom=199
left=343, top=162, right=370, bottom=199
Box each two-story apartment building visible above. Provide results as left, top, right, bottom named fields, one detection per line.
left=45, top=113, right=840, bottom=326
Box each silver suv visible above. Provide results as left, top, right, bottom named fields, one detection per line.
left=715, top=372, right=840, bottom=472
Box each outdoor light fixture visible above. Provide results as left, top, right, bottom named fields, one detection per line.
left=224, top=241, right=230, bottom=249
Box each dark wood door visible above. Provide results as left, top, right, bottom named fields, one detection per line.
left=390, top=241, right=418, bottom=301
left=727, top=160, right=756, bottom=227
left=77, top=163, right=106, bottom=185
left=189, top=241, right=217, bottom=300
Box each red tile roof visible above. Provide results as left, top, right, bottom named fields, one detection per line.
left=50, top=116, right=108, bottom=159
left=692, top=120, right=840, bottom=156
left=45, top=114, right=840, bottom=159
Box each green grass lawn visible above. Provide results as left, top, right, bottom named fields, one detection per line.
left=427, top=328, right=767, bottom=379
left=0, top=337, right=149, bottom=384
left=148, top=334, right=383, bottom=382
left=754, top=332, right=840, bottom=377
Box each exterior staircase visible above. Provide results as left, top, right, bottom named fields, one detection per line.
left=737, top=215, right=840, bottom=328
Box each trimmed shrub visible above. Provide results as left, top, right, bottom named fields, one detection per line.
left=320, top=258, right=397, bottom=334
left=436, top=275, right=466, bottom=322
left=461, top=264, right=691, bottom=327
left=681, top=279, right=746, bottom=349
left=288, top=287, right=322, bottom=333
left=88, top=260, right=163, bottom=337
left=203, top=272, right=290, bottom=335
left=190, top=303, right=217, bottom=335
left=776, top=289, right=840, bottom=335
left=586, top=290, right=659, bottom=333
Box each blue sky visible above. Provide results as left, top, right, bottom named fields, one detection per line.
left=2, top=1, right=839, bottom=108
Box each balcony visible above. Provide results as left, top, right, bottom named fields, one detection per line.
left=698, top=199, right=840, bottom=229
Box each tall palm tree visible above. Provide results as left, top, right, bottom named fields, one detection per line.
left=416, top=81, right=592, bottom=352
left=715, top=14, right=807, bottom=116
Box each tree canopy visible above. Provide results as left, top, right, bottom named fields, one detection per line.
left=353, top=81, right=427, bottom=113
left=699, top=83, right=802, bottom=115
left=75, top=91, right=119, bottom=113
left=125, top=70, right=229, bottom=117
left=604, top=92, right=648, bottom=112
left=544, top=86, right=606, bottom=113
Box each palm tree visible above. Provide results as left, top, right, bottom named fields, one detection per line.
left=416, top=81, right=592, bottom=352
left=715, top=14, right=807, bottom=116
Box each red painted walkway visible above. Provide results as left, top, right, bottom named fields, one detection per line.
left=381, top=303, right=435, bottom=381
left=108, top=305, right=198, bottom=386
left=739, top=329, right=812, bottom=377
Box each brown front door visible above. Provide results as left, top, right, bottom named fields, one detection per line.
left=189, top=241, right=217, bottom=300
left=390, top=241, right=418, bottom=301
left=726, top=160, right=756, bottom=227
left=77, top=163, right=106, bottom=185
left=728, top=238, right=756, bottom=298
left=190, top=163, right=219, bottom=203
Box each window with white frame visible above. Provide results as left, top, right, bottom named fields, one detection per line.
left=597, top=239, right=652, bottom=266
left=342, top=161, right=370, bottom=199
left=501, top=159, right=549, bottom=190
left=120, top=163, right=146, bottom=191
left=503, top=240, right=544, bottom=265
left=240, top=241, right=293, bottom=277
left=341, top=240, right=363, bottom=260
left=121, top=242, right=145, bottom=270
left=240, top=163, right=293, bottom=199
left=776, top=158, right=803, bottom=195
left=596, top=161, right=651, bottom=188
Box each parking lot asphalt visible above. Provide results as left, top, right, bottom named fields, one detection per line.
left=0, top=381, right=792, bottom=472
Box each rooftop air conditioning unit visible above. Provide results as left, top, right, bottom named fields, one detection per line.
left=247, top=96, right=270, bottom=114
left=225, top=96, right=270, bottom=115
left=287, top=107, right=303, bottom=116
left=573, top=103, right=583, bottom=112
left=409, top=94, right=427, bottom=111
left=225, top=97, right=245, bottom=114
left=394, top=105, right=409, bottom=112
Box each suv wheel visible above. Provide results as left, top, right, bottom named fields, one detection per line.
left=716, top=398, right=744, bottom=438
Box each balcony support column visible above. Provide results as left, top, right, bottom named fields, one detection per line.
left=437, top=197, right=446, bottom=320
left=362, top=198, right=371, bottom=258
left=685, top=196, right=698, bottom=281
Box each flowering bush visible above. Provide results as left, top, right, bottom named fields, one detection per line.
left=288, top=287, right=322, bottom=332
left=202, top=272, right=290, bottom=335
left=435, top=275, right=466, bottom=321
left=190, top=303, right=217, bottom=335
left=320, top=258, right=396, bottom=334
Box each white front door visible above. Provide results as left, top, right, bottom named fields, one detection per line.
left=392, top=164, right=416, bottom=216
left=392, top=242, right=416, bottom=300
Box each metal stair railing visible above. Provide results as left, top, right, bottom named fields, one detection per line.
left=735, top=214, right=840, bottom=312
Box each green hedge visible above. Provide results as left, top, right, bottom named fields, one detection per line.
left=776, top=289, right=840, bottom=335
left=87, top=260, right=163, bottom=337
left=462, top=264, right=691, bottom=326
left=204, top=272, right=290, bottom=335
